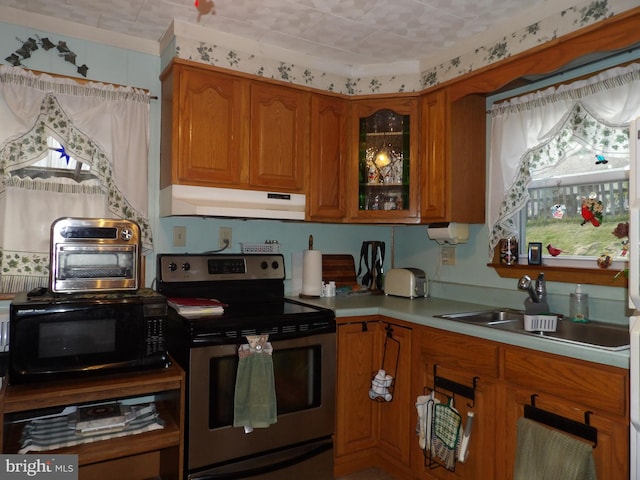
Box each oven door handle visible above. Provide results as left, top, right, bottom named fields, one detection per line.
left=190, top=436, right=333, bottom=479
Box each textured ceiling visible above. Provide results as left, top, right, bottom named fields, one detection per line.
left=1, top=0, right=559, bottom=65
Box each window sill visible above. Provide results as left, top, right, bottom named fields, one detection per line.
left=488, top=262, right=627, bottom=287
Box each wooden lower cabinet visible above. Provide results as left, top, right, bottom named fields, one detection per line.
left=337, top=320, right=629, bottom=480
left=412, top=327, right=629, bottom=480
left=411, top=327, right=499, bottom=480
left=501, top=346, right=629, bottom=480
left=336, top=317, right=414, bottom=479
left=0, top=363, right=185, bottom=480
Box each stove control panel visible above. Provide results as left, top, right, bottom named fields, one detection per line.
left=157, top=254, right=285, bottom=283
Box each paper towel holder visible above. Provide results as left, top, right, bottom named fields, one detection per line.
left=427, top=222, right=469, bottom=245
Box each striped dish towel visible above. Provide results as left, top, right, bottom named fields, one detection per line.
left=19, top=403, right=164, bottom=453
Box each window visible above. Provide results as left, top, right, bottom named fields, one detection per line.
left=12, top=137, right=95, bottom=182
left=521, top=126, right=629, bottom=270
left=0, top=65, right=153, bottom=294
left=487, top=62, right=640, bottom=284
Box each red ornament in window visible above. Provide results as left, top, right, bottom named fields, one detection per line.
left=194, top=0, right=215, bottom=19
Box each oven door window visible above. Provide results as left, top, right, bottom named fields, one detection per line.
left=51, top=244, right=139, bottom=293
left=209, top=346, right=321, bottom=429
left=56, top=246, right=136, bottom=280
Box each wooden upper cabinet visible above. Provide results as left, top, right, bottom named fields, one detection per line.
left=420, top=88, right=486, bottom=224
left=308, top=94, right=348, bottom=221
left=347, top=97, right=420, bottom=223
left=420, top=90, right=447, bottom=221
left=249, top=82, right=310, bottom=192
left=160, top=60, right=309, bottom=194
left=160, top=62, right=249, bottom=189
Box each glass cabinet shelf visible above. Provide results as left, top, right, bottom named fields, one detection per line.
left=358, top=109, right=410, bottom=212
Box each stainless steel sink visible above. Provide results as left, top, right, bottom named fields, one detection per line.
left=435, top=309, right=629, bottom=351
left=436, top=309, right=524, bottom=324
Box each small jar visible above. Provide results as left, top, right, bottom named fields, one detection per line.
left=499, top=237, right=518, bottom=266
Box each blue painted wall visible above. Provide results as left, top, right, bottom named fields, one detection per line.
left=0, top=19, right=631, bottom=324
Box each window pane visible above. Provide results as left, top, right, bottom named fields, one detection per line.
left=11, top=137, right=96, bottom=183
left=34, top=137, right=90, bottom=171
left=524, top=145, right=629, bottom=259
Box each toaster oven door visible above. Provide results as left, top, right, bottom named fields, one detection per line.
left=51, top=244, right=139, bottom=293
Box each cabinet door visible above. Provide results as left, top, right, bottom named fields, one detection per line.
left=348, top=98, right=420, bottom=223
left=171, top=65, right=249, bottom=186
left=377, top=322, right=413, bottom=468
left=308, top=94, right=348, bottom=221
left=420, top=89, right=485, bottom=224
left=412, top=328, right=498, bottom=480
left=502, top=346, right=629, bottom=480
left=336, top=321, right=382, bottom=457
left=420, top=90, right=448, bottom=221
left=336, top=319, right=414, bottom=478
left=249, top=82, right=309, bottom=192
left=503, top=387, right=628, bottom=480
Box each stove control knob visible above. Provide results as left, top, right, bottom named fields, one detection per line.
left=182, top=262, right=191, bottom=271
left=271, top=261, right=279, bottom=270
left=260, top=261, right=268, bottom=270
left=168, top=262, right=177, bottom=272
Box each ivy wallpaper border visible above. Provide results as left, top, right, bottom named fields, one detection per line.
left=171, top=0, right=635, bottom=96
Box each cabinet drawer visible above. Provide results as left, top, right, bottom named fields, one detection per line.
left=421, top=328, right=499, bottom=378
left=504, top=347, right=627, bottom=416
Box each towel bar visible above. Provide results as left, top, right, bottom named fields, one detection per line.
left=524, top=394, right=597, bottom=447
left=433, top=364, right=478, bottom=406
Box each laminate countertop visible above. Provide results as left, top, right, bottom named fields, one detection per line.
left=290, top=293, right=630, bottom=370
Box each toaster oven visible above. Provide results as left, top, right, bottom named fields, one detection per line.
left=49, top=217, right=140, bottom=293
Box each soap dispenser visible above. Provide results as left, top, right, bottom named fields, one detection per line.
left=569, top=284, right=589, bottom=323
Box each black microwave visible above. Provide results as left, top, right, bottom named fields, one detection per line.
left=9, top=288, right=169, bottom=384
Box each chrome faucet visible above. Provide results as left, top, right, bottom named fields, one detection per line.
left=518, top=273, right=546, bottom=303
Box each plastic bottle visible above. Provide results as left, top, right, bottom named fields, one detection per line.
left=569, top=284, right=589, bottom=323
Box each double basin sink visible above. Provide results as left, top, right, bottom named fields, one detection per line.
left=434, top=309, right=629, bottom=351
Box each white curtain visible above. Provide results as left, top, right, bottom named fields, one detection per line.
left=0, top=65, right=152, bottom=292
left=488, top=62, right=640, bottom=259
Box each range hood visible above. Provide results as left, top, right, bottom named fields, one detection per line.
left=160, top=185, right=306, bottom=220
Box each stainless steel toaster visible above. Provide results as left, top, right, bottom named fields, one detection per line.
left=384, top=268, right=428, bottom=298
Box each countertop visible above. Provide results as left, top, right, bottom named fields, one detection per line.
left=290, top=293, right=630, bottom=370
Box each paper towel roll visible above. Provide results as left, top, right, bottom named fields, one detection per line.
left=301, top=249, right=322, bottom=297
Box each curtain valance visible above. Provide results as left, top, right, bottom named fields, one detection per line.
left=0, top=65, right=152, bottom=292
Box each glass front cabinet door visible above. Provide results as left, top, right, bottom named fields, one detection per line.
left=349, top=98, right=419, bottom=223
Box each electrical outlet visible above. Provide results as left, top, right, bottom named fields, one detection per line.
left=219, top=227, right=232, bottom=249
left=173, top=226, right=186, bottom=247
left=441, top=246, right=456, bottom=265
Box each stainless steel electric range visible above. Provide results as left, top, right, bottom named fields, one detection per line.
left=156, top=253, right=336, bottom=480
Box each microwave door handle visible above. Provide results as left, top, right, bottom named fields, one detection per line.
left=83, top=353, right=170, bottom=372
